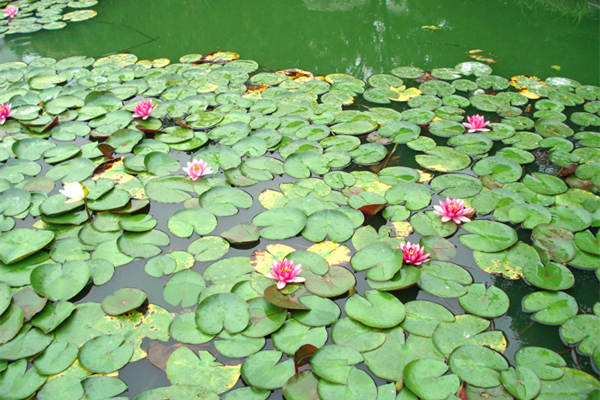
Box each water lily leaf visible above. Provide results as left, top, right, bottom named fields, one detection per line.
left=36, top=375, right=84, bottom=400
left=101, top=288, right=147, bottom=315
left=0, top=305, right=24, bottom=345
left=92, top=239, right=133, bottom=267
left=367, top=266, right=420, bottom=291
left=33, top=340, right=78, bottom=375
left=473, top=242, right=539, bottom=279
left=404, top=358, right=460, bottom=400
left=302, top=209, right=354, bottom=243
left=0, top=188, right=31, bottom=216
left=449, top=345, right=509, bottom=388
left=262, top=285, right=309, bottom=310
left=199, top=187, right=252, bottom=216
left=0, top=228, right=54, bottom=264
left=331, top=317, right=385, bottom=352
left=532, top=224, right=576, bottom=263
left=169, top=312, right=214, bottom=344
left=401, top=300, right=454, bottom=337
left=196, top=293, right=249, bottom=335
left=242, top=297, right=286, bottom=338
left=287, top=250, right=328, bottom=275
left=241, top=350, right=294, bottom=390
left=188, top=236, right=230, bottom=262
left=574, top=230, right=600, bottom=255
left=537, top=368, right=600, bottom=400
left=252, top=208, right=307, bottom=240
left=433, top=314, right=506, bottom=357
left=317, top=367, right=377, bottom=400
left=430, top=173, right=482, bottom=198
left=377, top=121, right=420, bottom=143
left=82, top=376, right=128, bottom=400
left=550, top=206, right=591, bottom=232
left=12, top=286, right=46, bottom=322
left=351, top=242, right=403, bottom=281
left=283, top=371, right=319, bottom=400
left=500, top=366, right=541, bottom=400
left=523, top=291, right=577, bottom=325
left=166, top=347, right=240, bottom=393
left=215, top=331, right=265, bottom=358
left=304, top=266, right=356, bottom=297
left=0, top=359, right=46, bottom=400
left=291, top=295, right=340, bottom=327
left=46, top=157, right=95, bottom=182
left=459, top=283, right=509, bottom=318
left=145, top=176, right=195, bottom=203
left=515, top=346, right=566, bottom=380
left=385, top=182, right=431, bottom=210
left=310, top=344, right=363, bottom=384
left=508, top=203, right=552, bottom=229
left=460, top=220, right=517, bottom=252
left=0, top=283, right=9, bottom=316
left=411, top=211, right=457, bottom=238
left=272, top=319, right=327, bottom=355
left=167, top=208, right=217, bottom=238
left=78, top=334, right=134, bottom=373
left=416, top=147, right=471, bottom=172
left=117, top=230, right=170, bottom=258
left=419, top=261, right=473, bottom=298
left=523, top=172, right=567, bottom=195
left=523, top=261, right=574, bottom=290
left=421, top=235, right=456, bottom=261
left=473, top=156, right=522, bottom=183
left=345, top=290, right=405, bottom=328
left=559, top=314, right=600, bottom=356
left=31, top=260, right=90, bottom=301
left=87, top=189, right=130, bottom=211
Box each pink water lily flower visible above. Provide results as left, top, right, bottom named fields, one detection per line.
left=0, top=103, right=12, bottom=125
left=463, top=114, right=490, bottom=132
left=4, top=6, right=18, bottom=19
left=265, top=258, right=306, bottom=290
left=433, top=198, right=475, bottom=224
left=182, top=159, right=213, bottom=180
left=398, top=241, right=430, bottom=266
left=133, top=99, right=154, bottom=120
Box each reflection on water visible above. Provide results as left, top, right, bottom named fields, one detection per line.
left=0, top=0, right=598, bottom=82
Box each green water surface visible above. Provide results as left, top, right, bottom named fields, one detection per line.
left=1, top=0, right=599, bottom=83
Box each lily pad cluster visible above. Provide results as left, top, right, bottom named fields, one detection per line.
left=0, top=0, right=98, bottom=37
left=0, top=51, right=599, bottom=399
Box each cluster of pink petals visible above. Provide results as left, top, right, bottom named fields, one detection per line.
left=433, top=198, right=475, bottom=224
left=398, top=241, right=430, bottom=266
left=4, top=6, right=18, bottom=18
left=463, top=114, right=490, bottom=132
left=133, top=99, right=154, bottom=120
left=265, top=258, right=305, bottom=289
left=0, top=103, right=11, bottom=125
left=182, top=159, right=213, bottom=180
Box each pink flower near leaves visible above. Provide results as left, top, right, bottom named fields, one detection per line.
left=4, top=6, right=17, bottom=18
left=463, top=114, right=490, bottom=132
left=0, top=104, right=11, bottom=125
left=433, top=198, right=475, bottom=224
left=182, top=159, right=213, bottom=180
left=134, top=99, right=154, bottom=120
left=398, top=241, right=430, bottom=266
left=265, top=258, right=306, bottom=290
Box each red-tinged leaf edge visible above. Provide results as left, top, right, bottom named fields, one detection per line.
left=42, top=116, right=59, bottom=133
left=294, top=344, right=318, bottom=374
left=359, top=203, right=387, bottom=219
left=97, top=143, right=115, bottom=160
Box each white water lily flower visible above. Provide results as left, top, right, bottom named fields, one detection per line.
left=59, top=182, right=87, bottom=204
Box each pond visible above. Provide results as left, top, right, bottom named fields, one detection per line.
left=0, top=1, right=599, bottom=399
